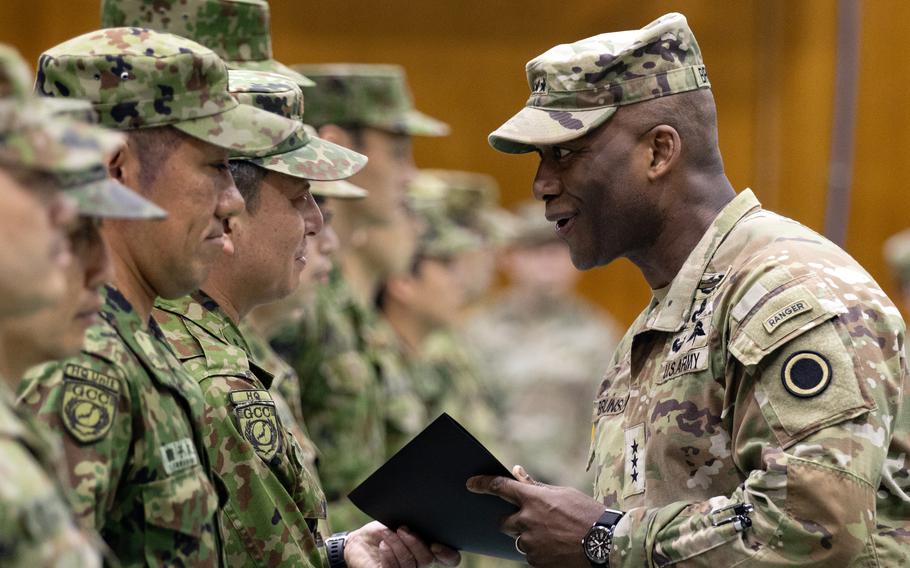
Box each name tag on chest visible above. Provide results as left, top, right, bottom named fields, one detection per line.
left=594, top=393, right=629, bottom=418
left=659, top=346, right=709, bottom=383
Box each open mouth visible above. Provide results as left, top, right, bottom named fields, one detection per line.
left=554, top=213, right=577, bottom=236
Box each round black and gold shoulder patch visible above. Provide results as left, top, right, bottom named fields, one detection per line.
left=781, top=351, right=832, bottom=398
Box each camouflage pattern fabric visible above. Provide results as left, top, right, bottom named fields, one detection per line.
left=0, top=382, right=103, bottom=567
left=489, top=12, right=711, bottom=153
left=466, top=291, right=618, bottom=491
left=589, top=190, right=910, bottom=565
left=270, top=270, right=385, bottom=531
left=153, top=292, right=328, bottom=567
left=17, top=285, right=221, bottom=567
left=228, top=69, right=368, bottom=180
left=293, top=63, right=449, bottom=136
left=35, top=27, right=297, bottom=154
left=100, top=0, right=314, bottom=87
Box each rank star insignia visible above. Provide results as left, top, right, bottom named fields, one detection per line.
left=231, top=390, right=282, bottom=462
left=60, top=364, right=121, bottom=444
left=624, top=424, right=646, bottom=496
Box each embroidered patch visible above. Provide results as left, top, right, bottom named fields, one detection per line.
left=61, top=364, right=120, bottom=444
left=763, top=300, right=813, bottom=334
left=660, top=347, right=709, bottom=382
left=731, top=282, right=770, bottom=322
left=160, top=438, right=199, bottom=475
left=623, top=424, right=646, bottom=497
left=594, top=393, right=629, bottom=418
left=231, top=390, right=281, bottom=461
left=697, top=271, right=726, bottom=294
left=781, top=351, right=832, bottom=398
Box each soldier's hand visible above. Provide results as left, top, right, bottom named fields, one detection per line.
left=467, top=470, right=604, bottom=567
left=345, top=521, right=461, bottom=568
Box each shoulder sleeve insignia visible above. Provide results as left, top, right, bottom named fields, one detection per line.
left=61, top=363, right=121, bottom=444
left=781, top=351, right=832, bottom=398
left=230, top=389, right=281, bottom=462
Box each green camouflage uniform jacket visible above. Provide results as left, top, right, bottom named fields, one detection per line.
left=590, top=189, right=910, bottom=566
left=153, top=292, right=328, bottom=567
left=272, top=269, right=426, bottom=530
left=18, top=285, right=221, bottom=567
left=0, top=382, right=102, bottom=567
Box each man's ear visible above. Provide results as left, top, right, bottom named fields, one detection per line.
left=645, top=125, right=681, bottom=181
left=317, top=124, right=353, bottom=148
left=107, top=139, right=142, bottom=190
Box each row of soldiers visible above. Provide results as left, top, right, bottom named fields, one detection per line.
left=0, top=0, right=624, bottom=566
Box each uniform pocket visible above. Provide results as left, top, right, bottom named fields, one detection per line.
left=140, top=465, right=218, bottom=538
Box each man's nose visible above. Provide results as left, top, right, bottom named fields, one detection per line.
left=532, top=157, right=560, bottom=202
left=217, top=181, right=245, bottom=220
left=304, top=194, right=324, bottom=237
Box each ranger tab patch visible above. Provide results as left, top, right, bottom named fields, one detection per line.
left=763, top=300, right=813, bottom=334
left=231, top=390, right=281, bottom=462
left=781, top=351, right=832, bottom=398
left=61, top=363, right=121, bottom=444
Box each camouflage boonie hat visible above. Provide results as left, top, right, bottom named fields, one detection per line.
left=884, top=229, right=910, bottom=289
left=36, top=28, right=298, bottom=154
left=100, top=0, right=314, bottom=87
left=228, top=70, right=367, bottom=181
left=489, top=12, right=711, bottom=153
left=292, top=63, right=449, bottom=137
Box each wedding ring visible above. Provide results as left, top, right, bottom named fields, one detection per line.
left=514, top=534, right=527, bottom=555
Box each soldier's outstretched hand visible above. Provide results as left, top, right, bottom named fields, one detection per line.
left=345, top=521, right=461, bottom=568
left=467, top=466, right=604, bottom=567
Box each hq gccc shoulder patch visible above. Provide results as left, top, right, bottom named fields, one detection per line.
left=781, top=351, right=832, bottom=398
left=61, top=364, right=120, bottom=443
left=231, top=390, right=282, bottom=462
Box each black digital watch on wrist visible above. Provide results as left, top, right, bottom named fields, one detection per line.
left=582, top=509, right=624, bottom=567
left=326, top=532, right=348, bottom=568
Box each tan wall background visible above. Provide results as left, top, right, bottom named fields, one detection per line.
left=1, top=0, right=905, bottom=326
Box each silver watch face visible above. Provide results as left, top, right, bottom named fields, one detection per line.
left=583, top=525, right=611, bottom=563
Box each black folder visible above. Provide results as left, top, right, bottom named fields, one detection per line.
left=348, top=413, right=524, bottom=561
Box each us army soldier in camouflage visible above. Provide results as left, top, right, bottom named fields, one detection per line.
left=470, top=12, right=910, bottom=567
left=20, top=28, right=299, bottom=566
left=0, top=43, right=130, bottom=568
left=154, top=70, right=459, bottom=568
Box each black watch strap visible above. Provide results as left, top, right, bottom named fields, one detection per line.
left=595, top=509, right=624, bottom=529
left=326, top=531, right=348, bottom=568
left=585, top=509, right=624, bottom=567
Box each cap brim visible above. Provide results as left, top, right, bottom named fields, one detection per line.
left=488, top=106, right=617, bottom=154
left=173, top=102, right=298, bottom=155
left=228, top=59, right=316, bottom=88
left=244, top=135, right=368, bottom=182
left=371, top=109, right=450, bottom=137
left=68, top=177, right=167, bottom=219
left=310, top=180, right=367, bottom=199
left=0, top=108, right=125, bottom=174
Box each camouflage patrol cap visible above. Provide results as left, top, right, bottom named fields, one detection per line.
left=310, top=180, right=367, bottom=200
left=489, top=12, right=711, bottom=154
left=409, top=174, right=483, bottom=258
left=35, top=28, right=298, bottom=154
left=43, top=98, right=166, bottom=219
left=416, top=169, right=512, bottom=244
left=228, top=70, right=367, bottom=181
left=884, top=229, right=910, bottom=289
left=291, top=63, right=449, bottom=137
left=510, top=200, right=560, bottom=247
left=100, top=0, right=314, bottom=87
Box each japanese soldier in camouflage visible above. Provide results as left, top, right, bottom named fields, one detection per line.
left=470, top=12, right=910, bottom=567
left=20, top=28, right=299, bottom=566
left=274, top=64, right=446, bottom=529
left=153, top=69, right=458, bottom=568
left=101, top=0, right=314, bottom=87
left=0, top=43, right=144, bottom=568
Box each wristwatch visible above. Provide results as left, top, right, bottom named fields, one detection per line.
left=326, top=532, right=348, bottom=568
left=582, top=509, right=624, bottom=567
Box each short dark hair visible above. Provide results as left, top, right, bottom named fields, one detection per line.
left=127, top=126, right=186, bottom=189
left=229, top=160, right=268, bottom=214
